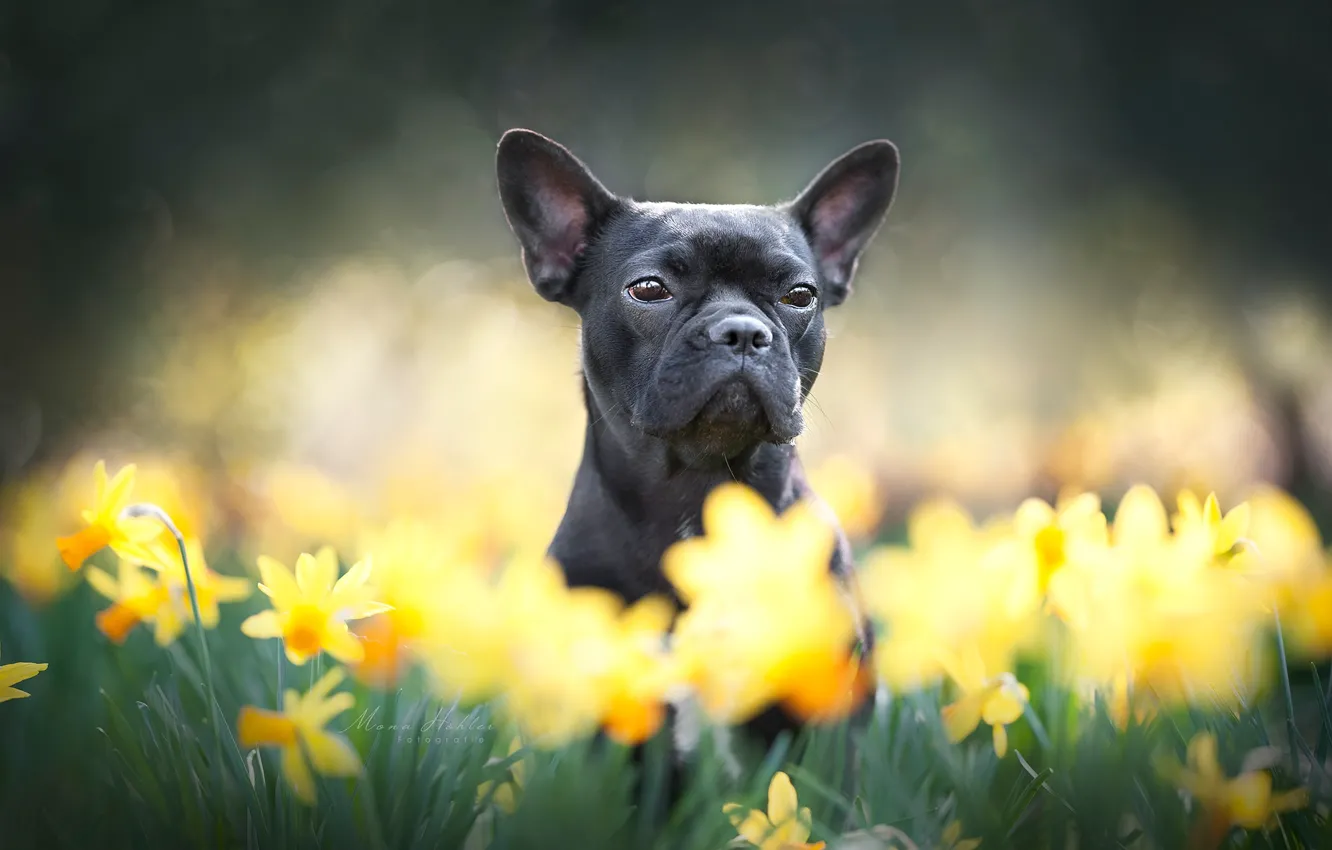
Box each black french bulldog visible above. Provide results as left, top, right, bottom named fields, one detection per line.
left=494, top=129, right=898, bottom=756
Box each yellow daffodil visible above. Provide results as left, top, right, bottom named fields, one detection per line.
left=416, top=553, right=679, bottom=747
left=1161, top=732, right=1307, bottom=847
left=1012, top=491, right=1107, bottom=594
left=860, top=499, right=1039, bottom=690
left=940, top=819, right=982, bottom=850
left=1053, top=542, right=1265, bottom=711
left=1111, top=484, right=1172, bottom=554
left=939, top=646, right=1029, bottom=758
left=496, top=566, right=677, bottom=747
left=140, top=537, right=252, bottom=627
left=1173, top=490, right=1251, bottom=564
left=240, top=548, right=391, bottom=665
left=351, top=520, right=465, bottom=687
left=723, top=771, right=825, bottom=850
left=1240, top=485, right=1324, bottom=582
left=237, top=667, right=363, bottom=804
left=806, top=454, right=883, bottom=541
left=1282, top=570, right=1332, bottom=656
left=87, top=560, right=185, bottom=645
left=56, top=461, right=161, bottom=571
left=87, top=539, right=251, bottom=646
left=0, top=642, right=48, bottom=702
left=598, top=594, right=681, bottom=745
left=663, top=483, right=863, bottom=725
left=477, top=737, right=527, bottom=813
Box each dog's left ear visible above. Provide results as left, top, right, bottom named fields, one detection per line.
left=786, top=140, right=900, bottom=307
left=496, top=129, right=619, bottom=304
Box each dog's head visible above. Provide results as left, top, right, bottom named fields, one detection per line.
left=496, top=130, right=899, bottom=463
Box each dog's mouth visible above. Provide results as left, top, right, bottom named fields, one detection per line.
left=648, top=375, right=791, bottom=459
left=693, top=379, right=769, bottom=430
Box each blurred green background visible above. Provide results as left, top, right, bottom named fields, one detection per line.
left=2, top=0, right=1331, bottom=532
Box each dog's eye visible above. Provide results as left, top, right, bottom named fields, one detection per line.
left=780, top=285, right=817, bottom=309
left=626, top=278, right=672, bottom=303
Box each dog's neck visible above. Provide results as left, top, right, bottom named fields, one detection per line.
left=547, top=376, right=806, bottom=604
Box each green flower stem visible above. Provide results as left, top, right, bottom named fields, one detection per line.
left=1271, top=602, right=1302, bottom=778
left=122, top=504, right=226, bottom=776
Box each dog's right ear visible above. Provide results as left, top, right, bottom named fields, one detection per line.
left=496, top=129, right=618, bottom=304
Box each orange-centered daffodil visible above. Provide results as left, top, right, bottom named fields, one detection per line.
left=237, top=667, right=363, bottom=804
left=240, top=547, right=391, bottom=665
left=56, top=461, right=161, bottom=571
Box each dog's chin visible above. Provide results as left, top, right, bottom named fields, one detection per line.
left=647, top=380, right=794, bottom=461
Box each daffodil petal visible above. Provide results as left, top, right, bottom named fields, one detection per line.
left=103, top=463, right=137, bottom=514
left=85, top=566, right=120, bottom=601
left=767, top=771, right=799, bottom=826
left=0, top=661, right=48, bottom=689
left=256, top=556, right=302, bottom=608
left=942, top=693, right=985, bottom=744
left=322, top=626, right=365, bottom=664
left=702, top=482, right=775, bottom=541
left=210, top=574, right=253, bottom=602
left=241, top=610, right=283, bottom=640
left=1225, top=771, right=1273, bottom=829
left=301, top=729, right=362, bottom=777
left=337, top=601, right=393, bottom=621
left=282, top=742, right=318, bottom=805
left=304, top=691, right=355, bottom=729
left=724, top=804, right=773, bottom=845
left=237, top=706, right=298, bottom=748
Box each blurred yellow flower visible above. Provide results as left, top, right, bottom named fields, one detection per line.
left=1, top=473, right=79, bottom=606
left=861, top=499, right=1039, bottom=689
left=1173, top=490, right=1250, bottom=563
left=55, top=461, right=160, bottom=571
left=1012, top=491, right=1107, bottom=594
left=940, top=819, right=982, bottom=850
left=1240, top=485, right=1324, bottom=581
left=87, top=548, right=247, bottom=650
left=141, top=537, right=252, bottom=624
left=939, top=646, right=1029, bottom=758
left=240, top=548, right=391, bottom=665
left=87, top=559, right=172, bottom=644
left=476, top=736, right=526, bottom=813
left=806, top=454, right=883, bottom=541
left=1280, top=570, right=1332, bottom=657
left=597, top=594, right=680, bottom=745
left=1111, top=484, right=1172, bottom=554
left=723, top=771, right=825, bottom=850
left=416, top=552, right=678, bottom=747
left=0, top=642, right=48, bottom=703
left=87, top=537, right=250, bottom=646
left=664, top=483, right=862, bottom=725
left=351, top=520, right=468, bottom=687
left=237, top=667, right=363, bottom=805
left=1161, top=732, right=1306, bottom=845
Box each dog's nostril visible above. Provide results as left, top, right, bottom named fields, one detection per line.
left=709, top=315, right=773, bottom=354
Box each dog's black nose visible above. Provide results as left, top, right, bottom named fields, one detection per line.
left=708, top=315, right=773, bottom=355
